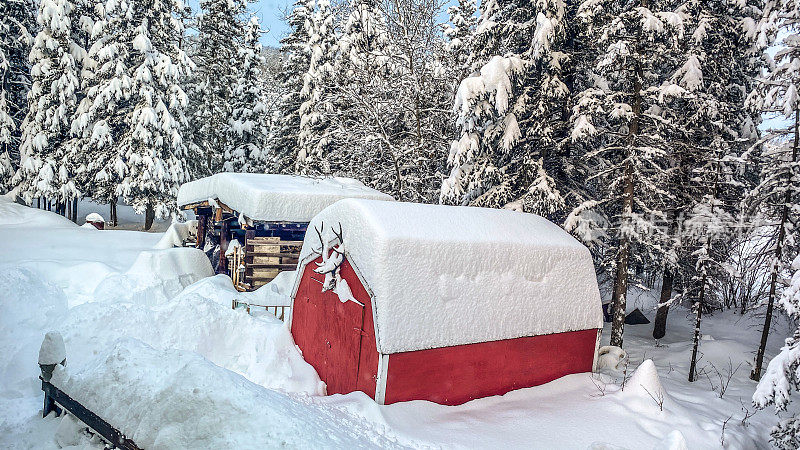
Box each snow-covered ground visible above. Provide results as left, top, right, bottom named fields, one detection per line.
left=0, top=198, right=793, bottom=449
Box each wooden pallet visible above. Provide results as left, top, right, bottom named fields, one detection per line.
left=244, top=237, right=302, bottom=289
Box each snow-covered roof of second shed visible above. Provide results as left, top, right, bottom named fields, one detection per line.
left=293, top=199, right=603, bottom=354
left=177, top=173, right=394, bottom=222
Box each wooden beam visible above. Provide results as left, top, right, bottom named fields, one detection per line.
left=196, top=214, right=207, bottom=249
left=41, top=378, right=141, bottom=450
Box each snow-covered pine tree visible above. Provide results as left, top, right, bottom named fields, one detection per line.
left=571, top=1, right=685, bottom=347
left=295, top=0, right=336, bottom=173
left=189, top=0, right=249, bottom=174
left=223, top=16, right=271, bottom=173
left=652, top=0, right=762, bottom=341
left=745, top=0, right=800, bottom=381
left=0, top=0, right=36, bottom=193
left=14, top=0, right=91, bottom=210
left=754, top=252, right=800, bottom=448
left=270, top=0, right=314, bottom=174
left=443, top=0, right=477, bottom=80
left=441, top=0, right=569, bottom=218
left=683, top=143, right=739, bottom=382
left=74, top=0, right=194, bottom=229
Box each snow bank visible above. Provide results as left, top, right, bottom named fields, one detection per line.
left=50, top=339, right=399, bottom=448
left=93, top=248, right=213, bottom=305
left=176, top=173, right=394, bottom=222
left=294, top=199, right=603, bottom=354
left=0, top=267, right=321, bottom=398
left=0, top=195, right=76, bottom=228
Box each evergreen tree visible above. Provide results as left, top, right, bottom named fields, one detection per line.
left=73, top=0, right=194, bottom=228
left=223, top=16, right=271, bottom=173
left=571, top=1, right=685, bottom=347
left=652, top=0, right=762, bottom=341
left=441, top=0, right=570, bottom=217
left=754, top=252, right=800, bottom=448
left=189, top=0, right=248, bottom=173
left=14, top=0, right=92, bottom=207
left=271, top=0, right=314, bottom=174
left=745, top=0, right=800, bottom=381
left=443, top=0, right=477, bottom=80
left=296, top=0, right=336, bottom=173
left=0, top=0, right=36, bottom=192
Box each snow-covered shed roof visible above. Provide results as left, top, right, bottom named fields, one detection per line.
left=177, top=173, right=394, bottom=222
left=293, top=199, right=603, bottom=354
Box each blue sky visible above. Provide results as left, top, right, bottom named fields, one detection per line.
left=186, top=0, right=291, bottom=46
left=246, top=0, right=291, bottom=46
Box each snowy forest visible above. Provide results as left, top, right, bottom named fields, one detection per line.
left=4, top=0, right=800, bottom=446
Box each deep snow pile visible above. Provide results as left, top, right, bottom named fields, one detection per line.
left=176, top=173, right=395, bottom=222
left=0, top=197, right=213, bottom=306
left=296, top=199, right=603, bottom=353
left=50, top=339, right=398, bottom=449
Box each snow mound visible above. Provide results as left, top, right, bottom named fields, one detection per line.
left=596, top=346, right=627, bottom=371
left=38, top=331, right=66, bottom=365
left=176, top=173, right=394, bottom=222
left=67, top=275, right=321, bottom=394
left=180, top=274, right=293, bottom=310
left=50, top=339, right=401, bottom=448
left=0, top=196, right=76, bottom=228
left=621, top=359, right=667, bottom=412
left=84, top=212, right=104, bottom=223
left=93, top=248, right=213, bottom=305
left=294, top=199, right=603, bottom=353
left=653, top=430, right=688, bottom=450
left=154, top=220, right=198, bottom=249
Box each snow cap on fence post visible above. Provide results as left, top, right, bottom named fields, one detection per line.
left=38, top=331, right=66, bottom=381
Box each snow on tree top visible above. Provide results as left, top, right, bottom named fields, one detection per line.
left=176, top=173, right=394, bottom=222
left=293, top=199, right=603, bottom=354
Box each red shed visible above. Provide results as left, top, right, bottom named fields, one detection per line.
left=289, top=199, right=603, bottom=405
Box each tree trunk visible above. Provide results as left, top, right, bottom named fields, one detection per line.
left=72, top=197, right=78, bottom=223
left=688, top=273, right=706, bottom=382
left=144, top=203, right=155, bottom=231
left=110, top=199, right=118, bottom=227
left=751, top=108, right=799, bottom=381
left=652, top=266, right=674, bottom=340
left=609, top=61, right=642, bottom=348
left=610, top=160, right=634, bottom=348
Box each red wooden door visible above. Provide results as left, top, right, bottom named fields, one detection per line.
left=292, top=258, right=367, bottom=395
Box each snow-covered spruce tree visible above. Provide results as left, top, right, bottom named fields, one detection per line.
left=0, top=0, right=36, bottom=193
left=223, top=16, right=271, bottom=173
left=295, top=0, right=336, bottom=174
left=683, top=144, right=740, bottom=382
left=754, top=253, right=800, bottom=448
left=443, top=0, right=477, bottom=80
left=74, top=0, right=194, bottom=229
left=270, top=0, right=314, bottom=174
left=441, top=0, right=570, bottom=218
left=746, top=0, right=800, bottom=381
left=189, top=0, right=249, bottom=174
left=571, top=1, right=685, bottom=348
left=652, top=0, right=762, bottom=341
left=14, top=0, right=91, bottom=209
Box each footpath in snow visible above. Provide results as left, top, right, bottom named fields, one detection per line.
left=0, top=198, right=790, bottom=448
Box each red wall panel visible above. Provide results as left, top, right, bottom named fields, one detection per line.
left=291, top=257, right=377, bottom=398
left=383, top=328, right=599, bottom=405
